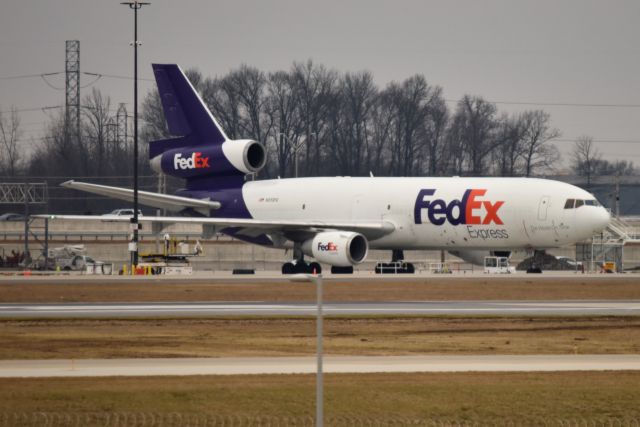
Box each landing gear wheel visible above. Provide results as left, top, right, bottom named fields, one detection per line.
left=282, top=262, right=295, bottom=274
left=526, top=266, right=542, bottom=274
left=293, top=261, right=310, bottom=274
left=405, top=263, right=415, bottom=274
left=309, top=262, right=322, bottom=274
left=331, top=266, right=353, bottom=274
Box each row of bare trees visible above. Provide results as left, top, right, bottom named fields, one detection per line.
left=1, top=60, right=637, bottom=213
left=141, top=61, right=565, bottom=179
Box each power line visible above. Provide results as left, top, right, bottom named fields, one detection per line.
left=0, top=72, right=63, bottom=80
left=445, top=98, right=640, bottom=108
left=0, top=106, right=63, bottom=114
left=83, top=71, right=154, bottom=82
left=554, top=139, right=640, bottom=144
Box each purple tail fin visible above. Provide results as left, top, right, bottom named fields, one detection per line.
left=150, top=64, right=227, bottom=158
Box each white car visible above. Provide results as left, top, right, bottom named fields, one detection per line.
left=103, top=209, right=143, bottom=217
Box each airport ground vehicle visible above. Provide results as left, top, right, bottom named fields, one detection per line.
left=484, top=256, right=516, bottom=274
left=135, top=238, right=202, bottom=275
left=43, top=245, right=104, bottom=272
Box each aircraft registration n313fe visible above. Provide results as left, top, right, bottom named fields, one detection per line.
left=44, top=64, right=611, bottom=274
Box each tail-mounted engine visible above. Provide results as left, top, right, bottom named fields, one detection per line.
left=150, top=139, right=266, bottom=179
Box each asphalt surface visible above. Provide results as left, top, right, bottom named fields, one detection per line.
left=1, top=300, right=639, bottom=318
left=1, top=271, right=634, bottom=283
left=2, top=355, right=640, bottom=377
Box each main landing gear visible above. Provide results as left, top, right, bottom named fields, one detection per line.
left=281, top=260, right=322, bottom=274
left=281, top=245, right=322, bottom=274
left=374, top=249, right=415, bottom=274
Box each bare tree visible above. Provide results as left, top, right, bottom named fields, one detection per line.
left=265, top=70, right=302, bottom=177
left=82, top=88, right=112, bottom=176
left=329, top=71, right=377, bottom=176
left=572, top=135, right=601, bottom=187
left=492, top=113, right=526, bottom=176
left=423, top=93, right=449, bottom=176
left=0, top=106, right=23, bottom=176
left=449, top=96, right=499, bottom=175
left=291, top=60, right=337, bottom=176
left=520, top=110, right=561, bottom=177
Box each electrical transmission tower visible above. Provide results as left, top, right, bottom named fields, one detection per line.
left=65, top=40, right=80, bottom=143
left=116, top=103, right=128, bottom=146
left=105, top=118, right=118, bottom=154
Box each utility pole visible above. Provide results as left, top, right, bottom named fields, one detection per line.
left=65, top=41, right=80, bottom=147
left=121, top=1, right=149, bottom=269
left=615, top=174, right=620, bottom=217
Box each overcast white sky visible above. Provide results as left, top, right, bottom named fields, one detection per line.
left=1, top=0, right=639, bottom=171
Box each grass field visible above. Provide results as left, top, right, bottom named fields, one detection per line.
left=2, top=372, right=639, bottom=421
left=1, top=276, right=640, bottom=303
left=2, top=316, right=639, bottom=359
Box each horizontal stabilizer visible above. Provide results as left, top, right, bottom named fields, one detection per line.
left=61, top=180, right=221, bottom=213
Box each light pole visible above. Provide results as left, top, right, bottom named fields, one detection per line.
left=121, top=1, right=149, bottom=269
left=278, top=133, right=315, bottom=178
left=290, top=273, right=324, bottom=427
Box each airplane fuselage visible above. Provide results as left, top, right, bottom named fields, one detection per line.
left=234, top=176, right=610, bottom=250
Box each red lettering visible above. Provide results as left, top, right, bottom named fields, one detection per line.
left=193, top=152, right=210, bottom=168
left=465, top=189, right=485, bottom=225
left=483, top=200, right=504, bottom=225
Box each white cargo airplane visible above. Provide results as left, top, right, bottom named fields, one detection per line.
left=43, top=64, right=611, bottom=274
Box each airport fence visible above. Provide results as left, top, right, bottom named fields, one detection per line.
left=0, top=413, right=639, bottom=427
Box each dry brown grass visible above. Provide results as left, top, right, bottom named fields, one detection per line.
left=1, top=372, right=639, bottom=420
left=1, top=316, right=639, bottom=359
left=1, top=276, right=640, bottom=303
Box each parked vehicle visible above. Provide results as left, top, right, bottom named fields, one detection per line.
left=44, top=245, right=104, bottom=272
left=103, top=209, right=143, bottom=217
left=0, top=213, right=25, bottom=221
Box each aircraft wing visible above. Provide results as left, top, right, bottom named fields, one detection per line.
left=61, top=180, right=221, bottom=213
left=34, top=214, right=395, bottom=240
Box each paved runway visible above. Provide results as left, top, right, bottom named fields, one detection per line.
left=2, top=355, right=640, bottom=377
left=1, top=300, right=639, bottom=318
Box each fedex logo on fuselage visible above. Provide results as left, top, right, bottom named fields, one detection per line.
left=173, top=152, right=210, bottom=170
left=414, top=189, right=504, bottom=226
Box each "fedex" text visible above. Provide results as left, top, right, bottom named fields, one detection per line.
left=414, top=189, right=505, bottom=226
left=173, top=152, right=210, bottom=170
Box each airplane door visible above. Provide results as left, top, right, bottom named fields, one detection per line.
left=537, top=195, right=550, bottom=221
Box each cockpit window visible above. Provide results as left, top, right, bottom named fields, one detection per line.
left=565, top=198, right=601, bottom=209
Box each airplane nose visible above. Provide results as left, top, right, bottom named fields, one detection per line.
left=594, top=207, right=611, bottom=233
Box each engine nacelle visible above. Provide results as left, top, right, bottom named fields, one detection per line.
left=302, top=231, right=369, bottom=267
left=150, top=139, right=266, bottom=178
left=448, top=250, right=512, bottom=266
left=221, top=139, right=267, bottom=174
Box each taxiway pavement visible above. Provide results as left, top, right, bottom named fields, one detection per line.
left=1, top=300, right=639, bottom=318
left=2, top=355, right=640, bottom=378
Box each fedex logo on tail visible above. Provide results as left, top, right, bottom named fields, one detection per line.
left=173, top=152, right=210, bottom=170
left=414, top=189, right=504, bottom=226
